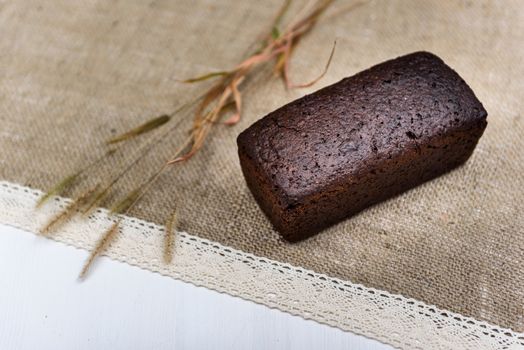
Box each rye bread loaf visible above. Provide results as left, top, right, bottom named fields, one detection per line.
left=237, top=51, right=487, bottom=241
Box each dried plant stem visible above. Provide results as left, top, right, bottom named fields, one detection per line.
left=110, top=188, right=142, bottom=214
left=176, top=0, right=337, bottom=164
left=81, top=101, right=200, bottom=214
left=36, top=172, right=81, bottom=208
left=274, top=0, right=292, bottom=28
left=163, top=207, right=177, bottom=264
left=79, top=220, right=120, bottom=279
left=77, top=140, right=190, bottom=276
left=80, top=0, right=338, bottom=273
left=37, top=144, right=121, bottom=208
left=77, top=70, right=271, bottom=273
left=119, top=136, right=192, bottom=215
left=77, top=138, right=192, bottom=276
left=107, top=114, right=171, bottom=144
left=40, top=0, right=342, bottom=279
left=38, top=94, right=202, bottom=214
left=81, top=186, right=112, bottom=215
left=40, top=185, right=100, bottom=235
left=287, top=39, right=336, bottom=88
left=71, top=73, right=269, bottom=277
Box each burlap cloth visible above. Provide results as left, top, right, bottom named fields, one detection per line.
left=1, top=0, right=522, bottom=333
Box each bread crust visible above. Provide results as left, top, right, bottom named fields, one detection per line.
left=237, top=52, right=487, bottom=241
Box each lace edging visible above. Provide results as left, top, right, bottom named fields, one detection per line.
left=1, top=181, right=522, bottom=350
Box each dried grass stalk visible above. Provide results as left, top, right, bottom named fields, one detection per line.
left=40, top=185, right=100, bottom=235
left=36, top=172, right=80, bottom=208
left=163, top=207, right=178, bottom=264
left=107, top=114, right=171, bottom=144
left=79, top=220, right=120, bottom=279
left=37, top=0, right=345, bottom=279
left=171, top=0, right=337, bottom=164
left=110, top=188, right=141, bottom=214
left=81, top=187, right=112, bottom=215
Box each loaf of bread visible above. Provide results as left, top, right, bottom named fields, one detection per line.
left=237, top=52, right=487, bottom=241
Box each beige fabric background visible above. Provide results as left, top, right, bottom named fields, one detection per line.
left=1, top=0, right=523, bottom=332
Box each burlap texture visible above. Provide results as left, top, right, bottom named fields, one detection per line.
left=1, top=0, right=522, bottom=332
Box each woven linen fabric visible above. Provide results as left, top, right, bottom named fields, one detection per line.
left=1, top=0, right=523, bottom=337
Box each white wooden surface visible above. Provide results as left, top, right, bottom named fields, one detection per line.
left=0, top=224, right=392, bottom=350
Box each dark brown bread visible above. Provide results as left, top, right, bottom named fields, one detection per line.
left=237, top=52, right=487, bottom=242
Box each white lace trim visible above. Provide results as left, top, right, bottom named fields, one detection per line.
left=0, top=181, right=522, bottom=350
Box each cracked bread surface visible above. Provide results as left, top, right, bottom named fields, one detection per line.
left=237, top=52, right=487, bottom=241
